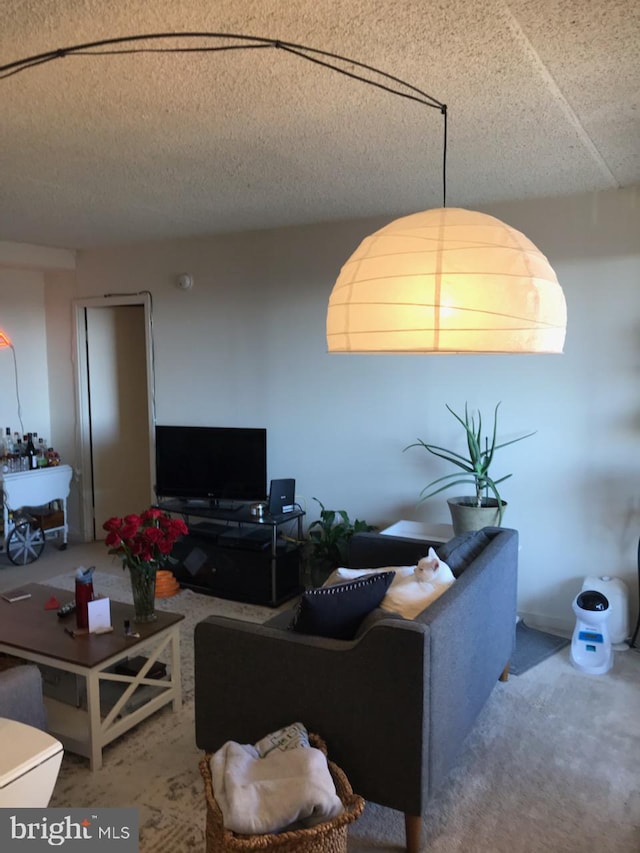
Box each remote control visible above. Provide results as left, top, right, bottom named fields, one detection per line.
left=57, top=600, right=76, bottom=617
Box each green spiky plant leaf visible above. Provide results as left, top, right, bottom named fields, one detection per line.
left=404, top=403, right=535, bottom=524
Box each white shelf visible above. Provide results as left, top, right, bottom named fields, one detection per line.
left=380, top=520, right=454, bottom=544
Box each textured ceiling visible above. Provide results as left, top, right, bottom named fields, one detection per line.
left=1, top=0, right=638, bottom=250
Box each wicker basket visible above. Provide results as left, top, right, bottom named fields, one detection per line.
left=199, top=734, right=365, bottom=852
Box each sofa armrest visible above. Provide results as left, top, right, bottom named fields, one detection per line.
left=194, top=615, right=429, bottom=814
left=414, top=528, right=518, bottom=791
left=0, top=664, right=47, bottom=730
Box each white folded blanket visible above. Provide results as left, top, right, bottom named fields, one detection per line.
left=210, top=739, right=344, bottom=835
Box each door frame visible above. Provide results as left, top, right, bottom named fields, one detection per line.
left=73, top=293, right=155, bottom=541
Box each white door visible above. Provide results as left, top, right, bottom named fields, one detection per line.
left=76, top=297, right=154, bottom=540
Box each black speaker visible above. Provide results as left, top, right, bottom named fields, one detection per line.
left=268, top=478, right=295, bottom=515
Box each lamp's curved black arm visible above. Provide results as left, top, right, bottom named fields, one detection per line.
left=0, top=31, right=445, bottom=109
left=0, top=31, right=448, bottom=206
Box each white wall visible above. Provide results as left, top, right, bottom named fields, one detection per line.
left=43, top=269, right=79, bottom=474
left=0, top=268, right=52, bottom=445
left=10, top=185, right=640, bottom=633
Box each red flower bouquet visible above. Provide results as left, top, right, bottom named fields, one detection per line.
left=103, top=508, right=188, bottom=573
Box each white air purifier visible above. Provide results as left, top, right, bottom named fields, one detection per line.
left=571, top=590, right=613, bottom=675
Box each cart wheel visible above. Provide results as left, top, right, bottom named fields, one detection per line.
left=7, top=522, right=45, bottom=565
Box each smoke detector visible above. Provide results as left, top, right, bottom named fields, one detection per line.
left=176, top=274, right=194, bottom=291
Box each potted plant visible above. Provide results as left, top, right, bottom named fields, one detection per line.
left=306, top=498, right=377, bottom=586
left=404, top=402, right=535, bottom=534
left=103, top=508, right=188, bottom=622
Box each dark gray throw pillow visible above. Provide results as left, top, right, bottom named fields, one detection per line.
left=290, top=571, right=396, bottom=640
left=436, top=528, right=492, bottom=577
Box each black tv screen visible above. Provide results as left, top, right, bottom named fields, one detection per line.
left=155, top=426, right=267, bottom=502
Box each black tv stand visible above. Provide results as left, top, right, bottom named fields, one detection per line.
left=180, top=498, right=241, bottom=511
left=209, top=499, right=242, bottom=511
left=154, top=498, right=304, bottom=607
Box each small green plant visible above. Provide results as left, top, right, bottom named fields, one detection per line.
left=307, top=498, right=377, bottom=569
left=404, top=402, right=535, bottom=523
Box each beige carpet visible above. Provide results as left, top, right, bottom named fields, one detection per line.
left=42, top=570, right=640, bottom=853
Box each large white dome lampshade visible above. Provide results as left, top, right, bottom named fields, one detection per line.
left=327, top=207, right=567, bottom=354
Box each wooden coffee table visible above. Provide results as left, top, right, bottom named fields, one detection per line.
left=0, top=583, right=184, bottom=770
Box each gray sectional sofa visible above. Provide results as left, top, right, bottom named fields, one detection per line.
left=194, top=526, right=518, bottom=852
left=0, top=663, right=47, bottom=730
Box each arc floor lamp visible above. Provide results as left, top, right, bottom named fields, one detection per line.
left=1, top=32, right=567, bottom=354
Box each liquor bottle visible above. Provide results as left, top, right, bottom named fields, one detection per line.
left=26, top=433, right=38, bottom=470
left=4, top=427, right=12, bottom=455
left=37, top=437, right=47, bottom=466
left=46, top=446, right=61, bottom=466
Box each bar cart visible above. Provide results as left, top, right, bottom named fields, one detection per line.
left=1, top=464, right=73, bottom=565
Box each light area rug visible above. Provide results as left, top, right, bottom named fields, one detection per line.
left=43, top=571, right=283, bottom=851
left=42, top=572, right=640, bottom=853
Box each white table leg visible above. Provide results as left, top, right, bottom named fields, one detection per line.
left=171, top=625, right=182, bottom=712
left=85, top=669, right=103, bottom=771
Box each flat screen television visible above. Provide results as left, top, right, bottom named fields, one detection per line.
left=155, top=426, right=267, bottom=503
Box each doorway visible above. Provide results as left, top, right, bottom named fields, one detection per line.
left=74, top=294, right=155, bottom=541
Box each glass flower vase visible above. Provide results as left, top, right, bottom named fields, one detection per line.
left=128, top=563, right=157, bottom=623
